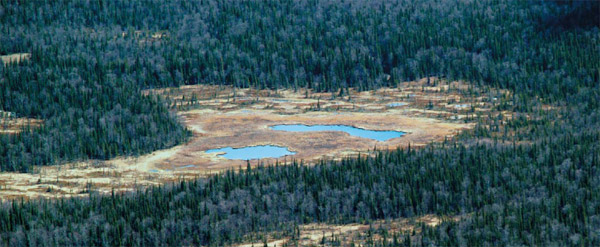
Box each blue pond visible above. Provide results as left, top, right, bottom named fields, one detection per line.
left=270, top=124, right=404, bottom=142
left=387, top=102, right=408, bottom=107
left=176, top=165, right=196, bottom=169
left=206, top=145, right=296, bottom=160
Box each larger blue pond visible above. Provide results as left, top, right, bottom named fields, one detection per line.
left=206, top=145, right=296, bottom=160
left=270, top=124, right=405, bottom=141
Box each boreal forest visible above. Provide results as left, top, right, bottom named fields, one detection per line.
left=0, top=0, right=599, bottom=246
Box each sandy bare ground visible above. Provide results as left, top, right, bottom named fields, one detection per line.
left=0, top=78, right=511, bottom=199
left=235, top=214, right=466, bottom=247
left=0, top=53, right=30, bottom=65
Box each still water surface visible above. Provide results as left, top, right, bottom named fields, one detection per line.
left=270, top=124, right=404, bottom=141
left=206, top=145, right=296, bottom=160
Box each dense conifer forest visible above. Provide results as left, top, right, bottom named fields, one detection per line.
left=0, top=0, right=599, bottom=246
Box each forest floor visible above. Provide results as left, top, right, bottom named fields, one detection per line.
left=235, top=214, right=467, bottom=247
left=0, top=111, right=43, bottom=134
left=0, top=53, right=30, bottom=66
left=1, top=54, right=39, bottom=133
left=0, top=78, right=512, bottom=199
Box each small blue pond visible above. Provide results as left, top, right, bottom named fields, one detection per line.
left=176, top=165, right=196, bottom=169
left=387, top=102, right=408, bottom=107
left=270, top=124, right=405, bottom=142
left=206, top=145, right=296, bottom=160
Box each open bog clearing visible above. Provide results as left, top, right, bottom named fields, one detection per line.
left=235, top=214, right=467, bottom=247
left=0, top=78, right=513, bottom=199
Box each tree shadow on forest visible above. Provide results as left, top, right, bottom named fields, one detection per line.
left=538, top=1, right=599, bottom=32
